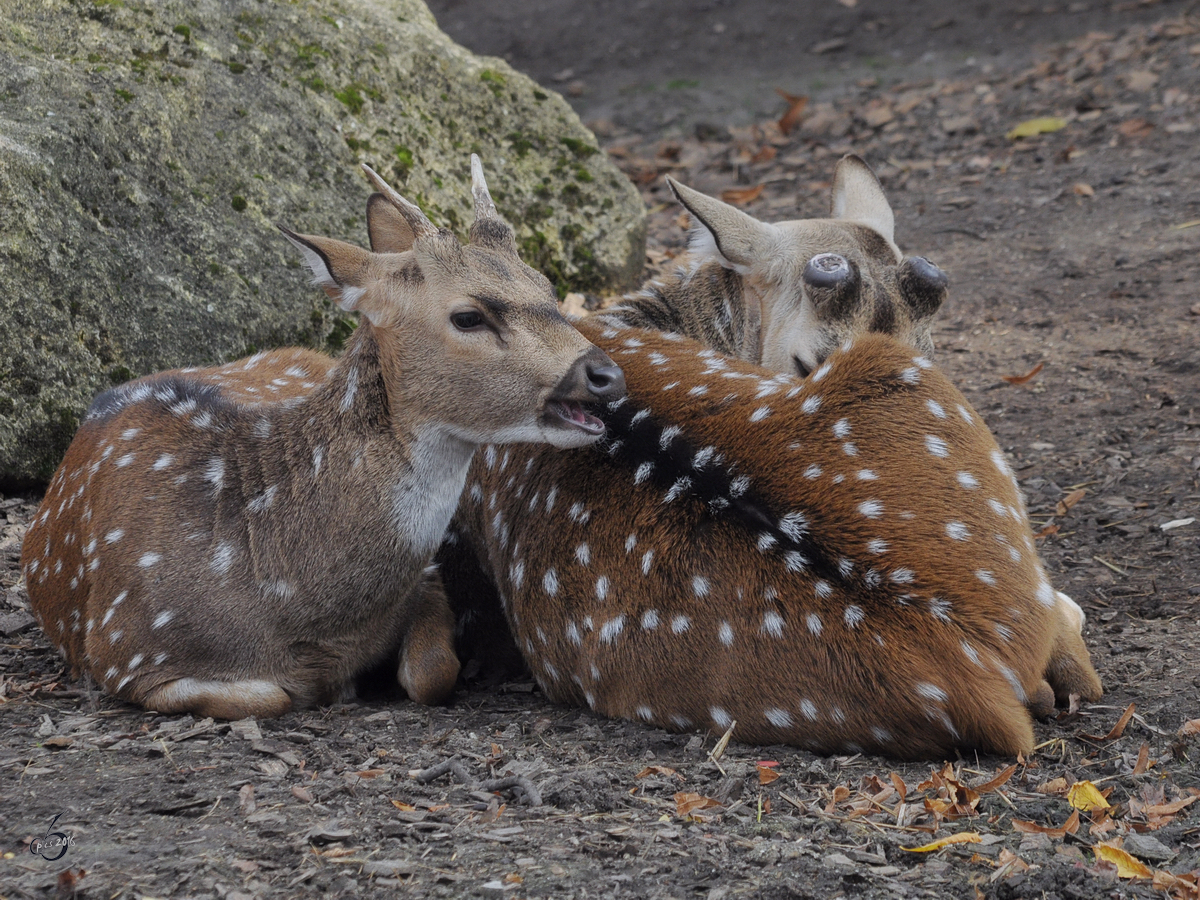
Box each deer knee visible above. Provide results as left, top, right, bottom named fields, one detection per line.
left=1028, top=680, right=1056, bottom=719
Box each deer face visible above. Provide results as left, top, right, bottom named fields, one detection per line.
left=667, top=155, right=948, bottom=378
left=281, top=158, right=624, bottom=449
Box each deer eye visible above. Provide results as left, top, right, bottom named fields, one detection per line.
left=451, top=310, right=485, bottom=331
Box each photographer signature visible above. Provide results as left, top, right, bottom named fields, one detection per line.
left=29, top=814, right=74, bottom=861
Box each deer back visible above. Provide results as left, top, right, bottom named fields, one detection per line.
left=453, top=319, right=1101, bottom=758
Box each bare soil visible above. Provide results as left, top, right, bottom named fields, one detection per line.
left=3, top=3, right=1200, bottom=898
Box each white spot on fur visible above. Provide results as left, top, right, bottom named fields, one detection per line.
left=710, top=707, right=733, bottom=729
left=956, top=471, right=979, bottom=489
left=843, top=606, right=865, bottom=628
left=718, top=622, right=734, bottom=646
left=925, top=435, right=949, bottom=458
left=806, top=613, right=822, bottom=636
left=152, top=454, right=174, bottom=470
left=543, top=568, right=559, bottom=596
left=858, top=500, right=883, bottom=519
left=641, top=609, right=660, bottom=631
left=750, top=406, right=771, bottom=423
left=802, top=396, right=822, bottom=415
left=670, top=615, right=690, bottom=634
left=945, top=522, right=971, bottom=541
left=925, top=399, right=946, bottom=418
left=139, top=552, right=161, bottom=568
left=761, top=611, right=784, bottom=638
left=976, top=569, right=997, bottom=586
left=916, top=682, right=948, bottom=703
left=598, top=616, right=625, bottom=644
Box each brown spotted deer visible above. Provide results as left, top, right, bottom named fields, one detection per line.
left=20, top=156, right=624, bottom=720
left=441, top=157, right=1101, bottom=757
left=450, top=321, right=1102, bottom=758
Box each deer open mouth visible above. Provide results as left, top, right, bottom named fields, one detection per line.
left=546, top=399, right=605, bottom=436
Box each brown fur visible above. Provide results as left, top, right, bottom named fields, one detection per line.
left=21, top=157, right=624, bottom=719
left=451, top=322, right=1102, bottom=758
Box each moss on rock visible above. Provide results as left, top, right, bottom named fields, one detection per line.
left=0, top=0, right=645, bottom=485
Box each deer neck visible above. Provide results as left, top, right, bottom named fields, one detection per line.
left=284, top=324, right=476, bottom=558
left=602, top=259, right=762, bottom=362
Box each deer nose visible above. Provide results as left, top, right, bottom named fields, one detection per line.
left=585, top=354, right=625, bottom=400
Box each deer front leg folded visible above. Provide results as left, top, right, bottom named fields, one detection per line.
left=398, top=570, right=461, bottom=705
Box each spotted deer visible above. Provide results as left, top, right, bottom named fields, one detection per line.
left=20, top=156, right=624, bottom=720
left=450, top=320, right=1102, bottom=758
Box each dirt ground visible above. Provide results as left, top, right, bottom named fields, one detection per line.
left=3, top=2, right=1200, bottom=898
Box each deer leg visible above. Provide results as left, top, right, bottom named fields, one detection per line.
left=143, top=677, right=293, bottom=719
left=398, top=572, right=461, bottom=705
left=1043, top=590, right=1103, bottom=704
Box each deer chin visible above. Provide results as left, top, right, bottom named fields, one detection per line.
left=544, top=399, right=606, bottom=438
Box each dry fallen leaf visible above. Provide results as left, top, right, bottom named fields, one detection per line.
left=1081, top=701, right=1135, bottom=741
left=636, top=765, right=681, bottom=780
left=1034, top=524, right=1061, bottom=540
left=901, top=832, right=982, bottom=852
left=1118, top=118, right=1154, bottom=138
left=1000, top=361, right=1044, bottom=385
left=775, top=89, right=809, bottom=135
left=675, top=792, right=723, bottom=818
left=974, top=764, right=1017, bottom=795
left=1073, top=182, right=1095, bottom=197
left=720, top=184, right=765, bottom=206
left=1095, top=843, right=1154, bottom=879
left=1036, top=777, right=1069, bottom=795
left=757, top=764, right=780, bottom=785
left=1068, top=780, right=1111, bottom=812
left=1132, top=743, right=1151, bottom=776
left=1006, top=117, right=1067, bottom=140
left=390, top=799, right=416, bottom=811
left=890, top=772, right=908, bottom=802
left=1180, top=720, right=1200, bottom=736
left=1012, top=809, right=1081, bottom=837
left=1056, top=489, right=1087, bottom=516
left=750, top=145, right=777, bottom=164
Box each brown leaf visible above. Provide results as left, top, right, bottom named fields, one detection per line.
left=1117, top=118, right=1154, bottom=138
left=757, top=765, right=780, bottom=785
left=675, top=791, right=722, bottom=818
left=1012, top=809, right=1080, bottom=837
left=1056, top=489, right=1087, bottom=516
left=1034, top=524, right=1061, bottom=541
left=292, top=785, right=314, bottom=803
left=636, top=765, right=681, bottom=780
left=1073, top=182, right=1095, bottom=197
left=775, top=89, right=809, bottom=135
left=390, top=799, right=416, bottom=811
left=1036, top=777, right=1069, bottom=796
left=890, top=772, right=908, bottom=802
left=750, top=145, right=777, bottom=164
left=1081, top=701, right=1135, bottom=741
left=973, top=764, right=1017, bottom=795
left=1142, top=793, right=1200, bottom=818
left=1132, top=743, right=1151, bottom=776
left=720, top=184, right=766, bottom=206
left=1179, top=719, right=1200, bottom=736
left=1000, top=361, right=1044, bottom=385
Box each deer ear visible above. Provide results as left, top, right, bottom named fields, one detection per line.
left=830, top=154, right=895, bottom=245
left=278, top=226, right=381, bottom=321
left=667, top=177, right=778, bottom=275
left=367, top=193, right=419, bottom=252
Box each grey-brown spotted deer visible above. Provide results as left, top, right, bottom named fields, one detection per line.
left=452, top=320, right=1102, bottom=758
left=21, top=156, right=624, bottom=720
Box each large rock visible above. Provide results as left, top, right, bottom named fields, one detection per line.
left=0, top=0, right=646, bottom=485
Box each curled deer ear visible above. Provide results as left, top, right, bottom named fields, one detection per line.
left=667, top=176, right=778, bottom=275
left=278, top=225, right=384, bottom=323
left=467, top=154, right=519, bottom=256
left=830, top=154, right=895, bottom=246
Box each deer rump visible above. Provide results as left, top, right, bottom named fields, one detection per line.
left=446, top=320, right=1101, bottom=759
